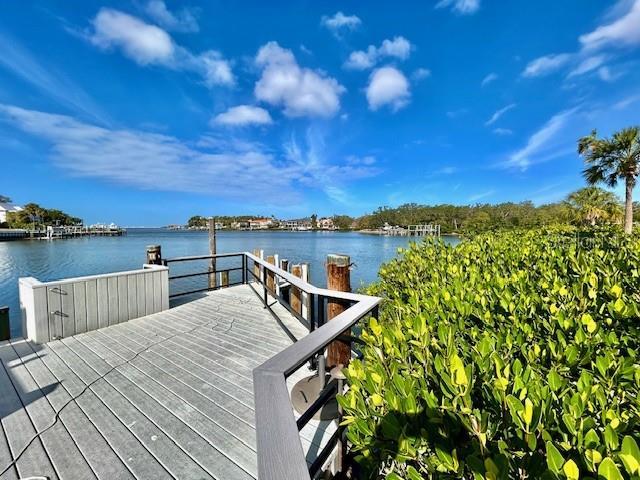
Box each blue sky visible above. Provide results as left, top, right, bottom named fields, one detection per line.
left=1, top=0, right=639, bottom=226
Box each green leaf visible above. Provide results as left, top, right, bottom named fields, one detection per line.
left=546, top=441, right=565, bottom=474
left=563, top=459, right=579, bottom=480
left=548, top=369, right=563, bottom=391
left=597, top=457, right=623, bottom=480
left=620, top=436, right=640, bottom=474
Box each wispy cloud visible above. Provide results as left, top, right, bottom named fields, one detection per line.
left=522, top=53, right=572, bottom=78
left=0, top=32, right=109, bottom=125
left=481, top=72, right=498, bottom=86
left=485, top=103, right=516, bottom=126
left=493, top=128, right=513, bottom=136
left=211, top=105, right=273, bottom=127
left=344, top=36, right=412, bottom=70
left=579, top=0, right=640, bottom=51
left=469, top=189, right=494, bottom=202
left=502, top=109, right=577, bottom=171
left=283, top=127, right=380, bottom=205
left=144, top=0, right=199, bottom=33
left=0, top=104, right=299, bottom=200
left=435, top=0, right=480, bottom=15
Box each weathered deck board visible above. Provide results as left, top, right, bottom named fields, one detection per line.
left=0, top=284, right=336, bottom=479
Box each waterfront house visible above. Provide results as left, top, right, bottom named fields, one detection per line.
left=282, top=218, right=312, bottom=230
left=249, top=218, right=273, bottom=230
left=317, top=217, right=336, bottom=230
left=0, top=202, right=23, bottom=223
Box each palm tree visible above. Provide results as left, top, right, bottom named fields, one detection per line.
left=566, top=187, right=621, bottom=226
left=578, top=127, right=640, bottom=234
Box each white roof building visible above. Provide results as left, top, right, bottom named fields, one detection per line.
left=0, top=203, right=23, bottom=223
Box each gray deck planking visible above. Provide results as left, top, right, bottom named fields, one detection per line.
left=0, top=284, right=335, bottom=479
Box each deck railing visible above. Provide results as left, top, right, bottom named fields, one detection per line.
left=163, top=251, right=381, bottom=479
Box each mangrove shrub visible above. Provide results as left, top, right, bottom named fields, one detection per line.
left=339, top=228, right=640, bottom=479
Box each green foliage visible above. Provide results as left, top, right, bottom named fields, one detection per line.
left=339, top=228, right=640, bottom=479
left=6, top=203, right=81, bottom=228
left=567, top=187, right=622, bottom=226
left=355, top=201, right=577, bottom=234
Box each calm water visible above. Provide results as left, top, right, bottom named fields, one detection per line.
left=0, top=229, right=458, bottom=336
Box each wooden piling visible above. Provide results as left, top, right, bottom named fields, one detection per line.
left=0, top=306, right=9, bottom=341
left=266, top=255, right=275, bottom=292
left=146, top=245, right=162, bottom=265
left=208, top=218, right=217, bottom=289
left=253, top=249, right=263, bottom=281
left=290, top=264, right=302, bottom=315
left=326, top=254, right=351, bottom=368
left=221, top=270, right=229, bottom=288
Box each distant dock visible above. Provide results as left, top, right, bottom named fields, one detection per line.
left=360, top=223, right=441, bottom=237
left=0, top=226, right=126, bottom=241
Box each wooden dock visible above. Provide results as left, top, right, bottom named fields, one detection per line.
left=0, top=285, right=334, bottom=479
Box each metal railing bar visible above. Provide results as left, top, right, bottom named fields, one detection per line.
left=295, top=380, right=338, bottom=431
left=255, top=295, right=380, bottom=378
left=168, top=281, right=243, bottom=298
left=168, top=267, right=243, bottom=281
left=308, top=426, right=343, bottom=478
left=164, top=252, right=245, bottom=263
left=246, top=268, right=311, bottom=329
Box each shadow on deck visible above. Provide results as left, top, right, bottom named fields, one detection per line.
left=0, top=284, right=334, bottom=480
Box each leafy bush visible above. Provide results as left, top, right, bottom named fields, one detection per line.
left=339, top=228, right=640, bottom=479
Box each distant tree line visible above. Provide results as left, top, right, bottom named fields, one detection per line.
left=354, top=186, right=625, bottom=234
left=3, top=203, right=82, bottom=229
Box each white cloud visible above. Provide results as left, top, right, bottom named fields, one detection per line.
left=89, top=8, right=234, bottom=87
left=0, top=104, right=295, bottom=201
left=411, top=68, right=431, bottom=81
left=522, top=53, right=572, bottom=77
left=254, top=42, right=345, bottom=118
left=580, top=0, right=640, bottom=51
left=493, top=128, right=513, bottom=135
left=198, top=51, right=234, bottom=87
left=346, top=155, right=376, bottom=166
left=144, top=0, right=198, bottom=33
left=344, top=36, right=413, bottom=70
left=567, top=55, right=607, bottom=77
left=435, top=0, right=480, bottom=15
left=366, top=67, right=411, bottom=112
left=485, top=103, right=516, bottom=126
left=212, top=105, right=273, bottom=126
left=504, top=109, right=576, bottom=170
left=321, top=11, right=361, bottom=35
left=481, top=72, right=498, bottom=86
left=91, top=8, right=175, bottom=65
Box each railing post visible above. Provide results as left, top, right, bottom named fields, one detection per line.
left=208, top=218, right=217, bottom=290
left=290, top=264, right=302, bottom=315
left=326, top=254, right=352, bottom=369
left=146, top=245, right=162, bottom=265
left=0, top=306, right=9, bottom=341
left=242, top=254, right=247, bottom=284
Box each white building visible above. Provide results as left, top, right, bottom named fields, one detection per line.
left=0, top=203, right=23, bottom=223
left=249, top=218, right=272, bottom=230
left=317, top=217, right=336, bottom=230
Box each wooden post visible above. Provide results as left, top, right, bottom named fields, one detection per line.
left=253, top=249, right=263, bottom=282
left=279, top=259, right=289, bottom=272
left=265, top=255, right=275, bottom=293
left=209, top=218, right=217, bottom=289
left=221, top=271, right=229, bottom=288
left=290, top=264, right=302, bottom=315
left=326, top=254, right=351, bottom=369
left=0, top=306, right=9, bottom=341
left=146, top=245, right=162, bottom=265
left=301, top=263, right=310, bottom=321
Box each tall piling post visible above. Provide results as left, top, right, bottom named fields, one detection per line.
left=146, top=245, right=162, bottom=265
left=326, top=254, right=351, bottom=368
left=290, top=264, right=302, bottom=315
left=208, top=218, right=217, bottom=289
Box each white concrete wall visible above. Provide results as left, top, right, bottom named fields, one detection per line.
left=19, top=264, right=169, bottom=343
